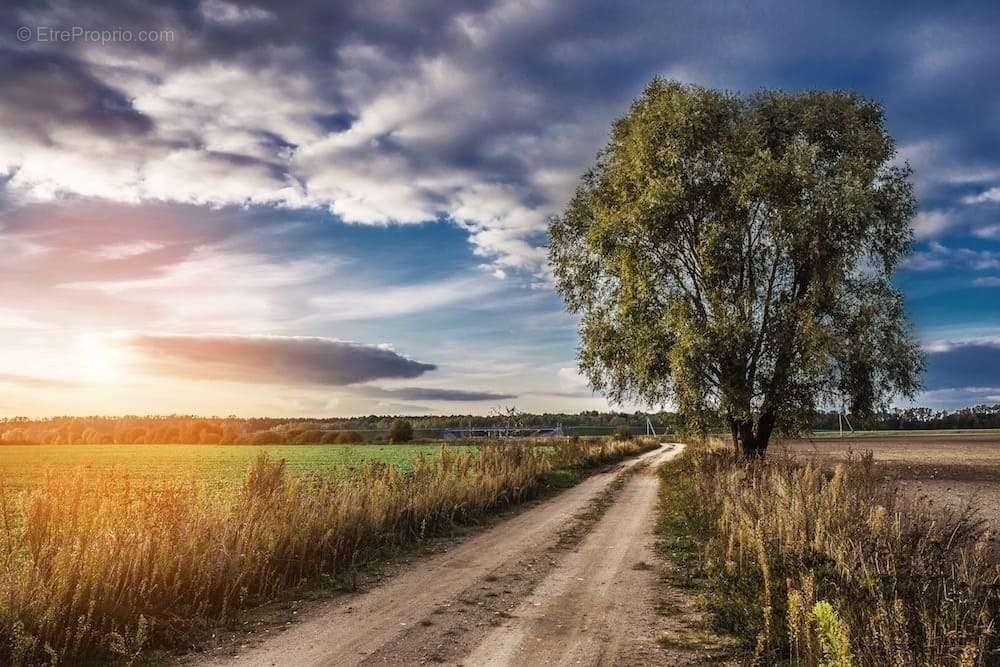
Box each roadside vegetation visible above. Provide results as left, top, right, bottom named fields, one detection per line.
left=657, top=440, right=999, bottom=666
left=0, top=437, right=655, bottom=665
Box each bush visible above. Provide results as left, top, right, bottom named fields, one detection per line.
left=388, top=420, right=414, bottom=443
left=614, top=425, right=633, bottom=441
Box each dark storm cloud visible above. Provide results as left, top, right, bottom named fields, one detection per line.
left=117, top=333, right=436, bottom=385
left=924, top=342, right=1000, bottom=390
left=361, top=386, right=515, bottom=402
left=0, top=48, right=153, bottom=141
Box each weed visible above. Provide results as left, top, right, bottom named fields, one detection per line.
left=656, top=441, right=999, bottom=666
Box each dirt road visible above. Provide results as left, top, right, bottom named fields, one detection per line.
left=194, top=444, right=686, bottom=666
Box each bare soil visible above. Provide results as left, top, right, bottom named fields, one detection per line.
left=186, top=443, right=729, bottom=666
left=775, top=433, right=1000, bottom=532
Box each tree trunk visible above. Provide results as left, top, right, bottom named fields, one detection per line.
left=754, top=411, right=776, bottom=455
left=727, top=415, right=740, bottom=455
left=734, top=412, right=775, bottom=459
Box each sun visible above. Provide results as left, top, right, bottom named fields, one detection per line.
left=78, top=332, right=127, bottom=384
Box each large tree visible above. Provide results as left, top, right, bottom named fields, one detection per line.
left=550, top=80, right=923, bottom=458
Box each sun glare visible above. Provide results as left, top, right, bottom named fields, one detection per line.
left=78, top=332, right=126, bottom=383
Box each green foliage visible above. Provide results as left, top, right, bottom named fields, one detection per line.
left=812, top=601, right=853, bottom=667
left=0, top=444, right=477, bottom=494
left=388, top=419, right=414, bottom=443
left=108, top=614, right=149, bottom=666
left=550, top=79, right=923, bottom=456
left=0, top=411, right=687, bottom=446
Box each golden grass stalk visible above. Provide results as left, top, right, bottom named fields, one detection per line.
left=0, top=438, right=655, bottom=664
left=664, top=441, right=999, bottom=666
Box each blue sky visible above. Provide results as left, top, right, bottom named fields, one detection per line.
left=0, top=0, right=998, bottom=415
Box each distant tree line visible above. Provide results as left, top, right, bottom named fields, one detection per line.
left=812, top=404, right=1000, bottom=431
left=0, top=411, right=679, bottom=445
left=2, top=406, right=997, bottom=445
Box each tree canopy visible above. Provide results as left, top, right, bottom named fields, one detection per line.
left=550, top=79, right=923, bottom=457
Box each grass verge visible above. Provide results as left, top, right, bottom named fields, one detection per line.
left=0, top=438, right=656, bottom=665
left=656, top=440, right=999, bottom=666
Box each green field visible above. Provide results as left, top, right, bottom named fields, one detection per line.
left=0, top=443, right=478, bottom=495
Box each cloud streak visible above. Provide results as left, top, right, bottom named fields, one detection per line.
left=359, top=386, right=515, bottom=402
left=0, top=372, right=78, bottom=389
left=309, top=277, right=499, bottom=321
left=115, top=333, right=436, bottom=386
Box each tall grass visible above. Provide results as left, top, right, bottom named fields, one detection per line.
left=658, top=441, right=999, bottom=666
left=0, top=439, right=655, bottom=664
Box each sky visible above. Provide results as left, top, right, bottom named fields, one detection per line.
left=1, top=0, right=999, bottom=417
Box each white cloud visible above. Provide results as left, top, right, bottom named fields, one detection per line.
left=200, top=0, right=274, bottom=24
left=0, top=308, right=48, bottom=330
left=0, top=228, right=48, bottom=264
left=973, top=224, right=1000, bottom=239
left=0, top=12, right=604, bottom=280
left=911, top=210, right=952, bottom=239
left=87, top=241, right=165, bottom=261
left=904, top=242, right=1000, bottom=272
left=962, top=187, right=1000, bottom=205
left=557, top=366, right=590, bottom=389
left=309, top=277, right=500, bottom=321
left=56, top=244, right=340, bottom=331
left=972, top=276, right=1000, bottom=287
left=61, top=245, right=334, bottom=293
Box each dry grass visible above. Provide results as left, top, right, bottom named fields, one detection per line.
left=0, top=439, right=656, bottom=665
left=658, top=440, right=999, bottom=666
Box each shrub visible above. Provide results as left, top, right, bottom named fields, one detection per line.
left=614, top=425, right=633, bottom=441
left=388, top=420, right=414, bottom=443
left=335, top=431, right=364, bottom=444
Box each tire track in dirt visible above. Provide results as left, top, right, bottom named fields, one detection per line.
left=192, top=444, right=674, bottom=667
